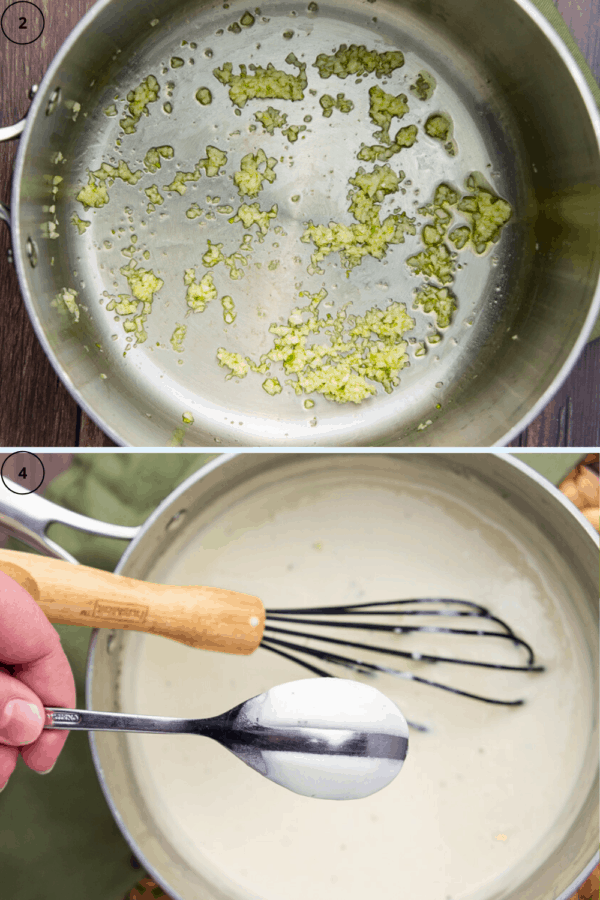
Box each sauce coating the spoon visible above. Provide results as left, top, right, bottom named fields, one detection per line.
left=231, top=677, right=408, bottom=800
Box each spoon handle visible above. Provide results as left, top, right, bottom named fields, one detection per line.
left=43, top=707, right=198, bottom=734
left=0, top=548, right=265, bottom=654
left=43, top=707, right=409, bottom=760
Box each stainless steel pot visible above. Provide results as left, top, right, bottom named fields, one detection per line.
left=0, top=0, right=598, bottom=446
left=1, top=452, right=598, bottom=900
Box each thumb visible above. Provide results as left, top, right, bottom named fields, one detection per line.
left=0, top=670, right=45, bottom=747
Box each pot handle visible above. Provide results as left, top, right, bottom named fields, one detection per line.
left=0, top=85, right=38, bottom=229
left=0, top=118, right=27, bottom=143
left=0, top=83, right=38, bottom=146
left=0, top=478, right=140, bottom=563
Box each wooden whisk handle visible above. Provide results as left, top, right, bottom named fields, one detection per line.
left=0, top=549, right=265, bottom=654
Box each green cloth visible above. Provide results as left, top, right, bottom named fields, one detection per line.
left=512, top=452, right=584, bottom=486
left=0, top=451, right=587, bottom=900
left=1, top=455, right=213, bottom=900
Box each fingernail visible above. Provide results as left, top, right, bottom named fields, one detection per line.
left=37, top=762, right=55, bottom=775
left=0, top=700, right=43, bottom=746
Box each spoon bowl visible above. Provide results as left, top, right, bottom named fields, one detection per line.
left=44, top=678, right=409, bottom=800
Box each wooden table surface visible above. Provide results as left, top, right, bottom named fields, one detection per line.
left=0, top=0, right=598, bottom=448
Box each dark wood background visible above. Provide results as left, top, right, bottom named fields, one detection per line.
left=0, top=0, right=598, bottom=447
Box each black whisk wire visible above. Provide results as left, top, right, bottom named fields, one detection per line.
left=260, top=598, right=545, bottom=709
left=260, top=641, right=430, bottom=733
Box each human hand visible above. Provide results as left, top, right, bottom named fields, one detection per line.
left=0, top=569, right=76, bottom=790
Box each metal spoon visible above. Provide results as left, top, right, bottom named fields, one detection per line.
left=44, top=678, right=409, bottom=800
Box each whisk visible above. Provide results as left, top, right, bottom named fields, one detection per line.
left=260, top=597, right=545, bottom=708
left=0, top=550, right=544, bottom=714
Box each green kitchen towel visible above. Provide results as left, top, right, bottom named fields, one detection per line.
left=513, top=452, right=585, bottom=486
left=0, top=451, right=587, bottom=900
left=1, top=454, right=213, bottom=900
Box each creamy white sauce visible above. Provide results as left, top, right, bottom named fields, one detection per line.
left=230, top=678, right=409, bottom=800
left=119, top=457, right=594, bottom=900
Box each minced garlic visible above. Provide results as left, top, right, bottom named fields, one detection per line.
left=221, top=295, right=236, bottom=324
left=55, top=288, right=80, bottom=322
left=163, top=167, right=201, bottom=195
left=120, top=75, right=159, bottom=134
left=448, top=226, right=470, bottom=249
left=457, top=173, right=512, bottom=252
left=357, top=123, right=418, bottom=162
left=77, top=160, right=142, bottom=209
left=213, top=53, right=307, bottom=107
left=313, top=44, right=404, bottom=79
left=406, top=243, right=455, bottom=285
left=367, top=86, right=409, bottom=143
left=143, top=145, right=174, bottom=172
left=413, top=284, right=457, bottom=329
left=71, top=214, right=91, bottom=234
left=198, top=146, right=228, bottom=177
left=170, top=324, right=187, bottom=352
left=195, top=88, right=213, bottom=105
left=217, top=348, right=250, bottom=378
left=145, top=185, right=164, bottom=210
left=234, top=149, right=277, bottom=198
left=410, top=70, right=436, bottom=101
left=425, top=113, right=457, bottom=155
left=302, top=163, right=415, bottom=273
left=319, top=93, right=355, bottom=118
left=262, top=377, right=282, bottom=395
left=184, top=268, right=218, bottom=312
left=254, top=107, right=288, bottom=134
left=230, top=202, right=278, bottom=235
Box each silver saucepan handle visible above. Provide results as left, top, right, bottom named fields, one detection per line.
left=0, top=478, right=140, bottom=563
left=0, top=118, right=27, bottom=143
left=0, top=84, right=38, bottom=227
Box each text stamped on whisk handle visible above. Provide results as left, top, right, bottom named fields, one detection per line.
left=93, top=599, right=149, bottom=623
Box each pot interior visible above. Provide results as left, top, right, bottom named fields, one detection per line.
left=13, top=0, right=600, bottom=445
left=88, top=454, right=598, bottom=900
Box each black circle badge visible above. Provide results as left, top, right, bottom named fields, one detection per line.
left=1, top=452, right=45, bottom=494
left=1, top=2, right=45, bottom=45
